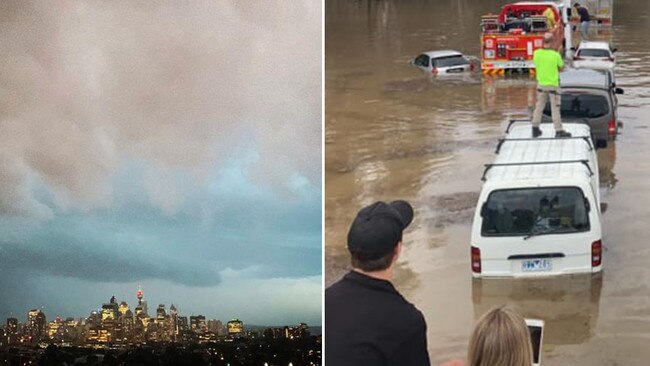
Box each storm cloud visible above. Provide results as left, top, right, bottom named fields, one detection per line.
left=0, top=0, right=321, bottom=217
left=0, top=236, right=220, bottom=287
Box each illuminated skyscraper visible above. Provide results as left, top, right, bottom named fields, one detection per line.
left=286, top=323, right=310, bottom=339
left=136, top=287, right=148, bottom=316
left=134, top=287, right=149, bottom=337
left=121, top=309, right=134, bottom=343
left=101, top=296, right=119, bottom=321
left=48, top=317, right=64, bottom=341
left=88, top=310, right=101, bottom=326
left=151, top=304, right=168, bottom=341
left=27, top=309, right=46, bottom=343
left=6, top=318, right=18, bottom=345
left=207, top=319, right=224, bottom=335
left=99, top=296, right=120, bottom=343
left=119, top=301, right=130, bottom=316
left=156, top=304, right=166, bottom=321
left=190, top=315, right=206, bottom=333
left=134, top=304, right=144, bottom=317
left=227, top=319, right=244, bottom=336
left=169, top=304, right=179, bottom=341
left=177, top=316, right=188, bottom=333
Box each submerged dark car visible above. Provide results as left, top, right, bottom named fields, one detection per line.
left=542, top=68, right=623, bottom=148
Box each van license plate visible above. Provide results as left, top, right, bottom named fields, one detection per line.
left=522, top=259, right=552, bottom=272
left=447, top=68, right=463, bottom=73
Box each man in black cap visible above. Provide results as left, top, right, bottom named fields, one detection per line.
left=325, top=200, right=430, bottom=366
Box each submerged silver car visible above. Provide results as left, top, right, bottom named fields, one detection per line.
left=541, top=68, right=624, bottom=148
left=412, top=50, right=473, bottom=75
left=573, top=41, right=617, bottom=71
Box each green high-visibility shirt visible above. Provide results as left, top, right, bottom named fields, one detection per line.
left=533, top=48, right=564, bottom=87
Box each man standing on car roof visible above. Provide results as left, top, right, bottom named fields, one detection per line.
left=574, top=3, right=591, bottom=41
left=532, top=32, right=571, bottom=138
left=325, top=200, right=431, bottom=366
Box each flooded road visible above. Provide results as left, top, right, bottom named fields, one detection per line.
left=325, top=0, right=650, bottom=364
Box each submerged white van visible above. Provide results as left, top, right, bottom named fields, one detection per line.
left=471, top=121, right=603, bottom=278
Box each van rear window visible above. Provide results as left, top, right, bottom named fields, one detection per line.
left=544, top=94, right=609, bottom=119
left=481, top=187, right=590, bottom=237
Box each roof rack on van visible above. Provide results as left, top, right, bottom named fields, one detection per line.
left=505, top=119, right=533, bottom=133
left=504, top=118, right=591, bottom=133
left=481, top=159, right=594, bottom=181
left=494, top=136, right=593, bottom=154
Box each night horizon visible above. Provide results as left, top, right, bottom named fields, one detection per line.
left=1, top=284, right=322, bottom=328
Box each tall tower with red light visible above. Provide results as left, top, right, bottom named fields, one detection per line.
left=136, top=285, right=148, bottom=316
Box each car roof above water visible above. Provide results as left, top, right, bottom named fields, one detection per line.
left=422, top=50, right=464, bottom=59
left=560, top=69, right=612, bottom=89
left=578, top=41, right=611, bottom=50
left=512, top=1, right=558, bottom=6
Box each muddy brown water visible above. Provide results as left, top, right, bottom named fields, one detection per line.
left=326, top=0, right=650, bottom=364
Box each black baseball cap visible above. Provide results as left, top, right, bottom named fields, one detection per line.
left=347, top=200, right=414, bottom=260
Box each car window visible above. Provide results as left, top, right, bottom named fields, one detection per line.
left=544, top=93, right=610, bottom=118
left=578, top=49, right=611, bottom=58
left=414, top=54, right=430, bottom=67
left=481, top=187, right=590, bottom=237
left=433, top=55, right=469, bottom=68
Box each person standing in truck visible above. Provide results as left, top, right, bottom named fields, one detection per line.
left=543, top=5, right=556, bottom=29
left=574, top=3, right=591, bottom=40
left=531, top=33, right=571, bottom=138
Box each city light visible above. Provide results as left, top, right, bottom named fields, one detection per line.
left=0, top=288, right=321, bottom=365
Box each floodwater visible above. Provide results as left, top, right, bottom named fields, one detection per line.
left=325, top=0, right=650, bottom=364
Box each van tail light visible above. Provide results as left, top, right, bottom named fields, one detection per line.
left=592, top=240, right=602, bottom=267
left=432, top=67, right=438, bottom=75
left=608, top=57, right=615, bottom=62
left=471, top=246, right=482, bottom=273
left=608, top=117, right=616, bottom=136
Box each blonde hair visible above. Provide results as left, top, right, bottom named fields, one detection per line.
left=467, top=305, right=533, bottom=366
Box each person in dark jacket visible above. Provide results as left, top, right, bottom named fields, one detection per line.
left=325, top=200, right=430, bottom=366
left=574, top=3, right=591, bottom=40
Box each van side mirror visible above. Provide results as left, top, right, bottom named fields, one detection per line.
left=480, top=203, right=487, bottom=217
left=615, top=87, right=624, bottom=95
left=612, top=48, right=618, bottom=53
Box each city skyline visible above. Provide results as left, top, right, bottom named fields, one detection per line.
left=0, top=1, right=322, bottom=328
left=3, top=287, right=320, bottom=328
left=1, top=291, right=320, bottom=366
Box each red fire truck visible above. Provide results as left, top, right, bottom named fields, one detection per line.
left=481, top=2, right=565, bottom=75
